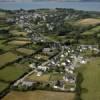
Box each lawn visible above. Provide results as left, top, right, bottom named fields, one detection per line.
left=0, top=64, right=28, bottom=82
left=2, top=90, right=75, bottom=100
left=0, top=82, right=9, bottom=93
left=78, top=57, right=100, bottom=100
left=26, top=73, right=51, bottom=82
left=0, top=52, right=20, bottom=67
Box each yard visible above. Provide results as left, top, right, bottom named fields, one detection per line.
left=2, top=90, right=75, bottom=100
left=78, top=57, right=100, bottom=100
left=0, top=52, right=21, bottom=67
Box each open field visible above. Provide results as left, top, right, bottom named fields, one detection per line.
left=0, top=82, right=9, bottom=93
left=10, top=30, right=29, bottom=37
left=2, top=90, right=75, bottom=100
left=82, top=26, right=100, bottom=36
left=8, top=40, right=31, bottom=46
left=78, top=57, right=100, bottom=100
left=77, top=18, right=100, bottom=25
left=0, top=64, right=28, bottom=82
left=0, top=52, right=20, bottom=67
left=27, top=73, right=51, bottom=82
left=14, top=37, right=31, bottom=41
left=16, top=48, right=34, bottom=55
left=0, top=39, right=18, bottom=51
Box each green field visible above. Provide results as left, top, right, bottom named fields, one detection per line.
left=78, top=57, right=100, bottom=100
left=0, top=52, right=21, bottom=67
left=0, top=82, right=9, bottom=93
left=0, top=64, right=28, bottom=82
left=2, top=90, right=75, bottom=100
left=82, top=26, right=100, bottom=36
left=0, top=39, right=18, bottom=51
left=9, top=30, right=29, bottom=37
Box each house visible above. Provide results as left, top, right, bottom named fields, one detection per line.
left=21, top=81, right=34, bottom=87
left=29, top=63, right=35, bottom=69
left=43, top=48, right=51, bottom=52
left=61, top=62, right=66, bottom=66
left=37, top=66, right=48, bottom=71
left=37, top=72, right=42, bottom=76
left=70, top=87, right=75, bottom=92
left=61, top=54, right=64, bottom=58
left=63, top=74, right=76, bottom=83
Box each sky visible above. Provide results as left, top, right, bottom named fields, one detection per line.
left=0, top=0, right=99, bottom=3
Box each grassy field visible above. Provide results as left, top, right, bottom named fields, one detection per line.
left=82, top=26, right=100, bottom=36
left=16, top=48, right=34, bottom=55
left=0, top=64, right=28, bottom=82
left=2, top=90, right=75, bottom=100
left=0, top=39, right=18, bottom=51
left=0, top=52, right=21, bottom=67
left=10, top=30, right=29, bottom=37
left=27, top=73, right=51, bottom=82
left=0, top=82, right=9, bottom=93
left=78, top=57, right=100, bottom=100
left=27, top=72, right=64, bottom=82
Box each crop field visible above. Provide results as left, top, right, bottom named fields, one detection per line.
left=0, top=63, right=28, bottom=82
left=78, top=57, right=100, bottom=100
left=2, top=90, right=75, bottom=100
left=26, top=73, right=51, bottom=82
left=16, top=48, right=34, bottom=55
left=77, top=18, right=100, bottom=25
left=0, top=52, right=21, bottom=67
left=8, top=40, right=31, bottom=46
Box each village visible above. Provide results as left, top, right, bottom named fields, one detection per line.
left=9, top=10, right=99, bottom=92
left=0, top=8, right=100, bottom=100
